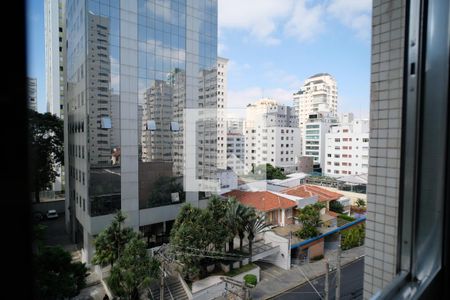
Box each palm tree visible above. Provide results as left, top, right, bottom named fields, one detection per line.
left=245, top=216, right=271, bottom=262
left=225, top=198, right=240, bottom=252
left=237, top=206, right=255, bottom=253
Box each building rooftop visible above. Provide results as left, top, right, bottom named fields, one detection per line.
left=281, top=184, right=343, bottom=202
left=223, top=190, right=297, bottom=212
left=308, top=73, right=332, bottom=79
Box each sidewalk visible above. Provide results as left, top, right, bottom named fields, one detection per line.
left=251, top=245, right=365, bottom=300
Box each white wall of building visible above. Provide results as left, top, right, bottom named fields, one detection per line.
left=324, top=119, right=370, bottom=177
left=244, top=99, right=301, bottom=173
left=302, top=111, right=339, bottom=168
left=293, top=73, right=338, bottom=132
left=217, top=57, right=228, bottom=169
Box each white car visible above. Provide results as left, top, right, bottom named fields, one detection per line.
left=46, top=210, right=59, bottom=219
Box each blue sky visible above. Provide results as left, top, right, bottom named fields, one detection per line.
left=27, top=0, right=371, bottom=117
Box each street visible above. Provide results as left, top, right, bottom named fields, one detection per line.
left=273, top=258, right=364, bottom=300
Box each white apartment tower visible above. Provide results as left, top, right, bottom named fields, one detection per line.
left=45, top=0, right=66, bottom=118
left=245, top=99, right=300, bottom=174
left=324, top=115, right=370, bottom=177
left=226, top=118, right=245, bottom=175
left=302, top=109, right=339, bottom=170
left=216, top=57, right=228, bottom=169
left=293, top=73, right=338, bottom=131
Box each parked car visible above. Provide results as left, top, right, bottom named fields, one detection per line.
left=46, top=210, right=59, bottom=219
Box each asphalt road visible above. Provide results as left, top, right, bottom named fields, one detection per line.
left=273, top=258, right=364, bottom=300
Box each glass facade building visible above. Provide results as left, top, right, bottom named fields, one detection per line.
left=65, top=0, right=217, bottom=263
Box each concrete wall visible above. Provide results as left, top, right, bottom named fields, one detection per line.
left=307, top=239, right=324, bottom=260
left=32, top=199, right=65, bottom=214
left=262, top=231, right=291, bottom=270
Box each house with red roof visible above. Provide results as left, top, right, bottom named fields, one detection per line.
left=281, top=184, right=351, bottom=214
left=223, top=190, right=297, bottom=226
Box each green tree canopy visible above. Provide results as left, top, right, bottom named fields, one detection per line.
left=341, top=223, right=366, bottom=250
left=108, top=237, right=160, bottom=300
left=170, top=201, right=229, bottom=279
left=251, top=163, right=287, bottom=180
left=295, top=202, right=325, bottom=239
left=28, top=109, right=64, bottom=202
left=329, top=200, right=344, bottom=213
left=92, top=211, right=137, bottom=267
left=33, top=246, right=88, bottom=299
left=356, top=198, right=366, bottom=208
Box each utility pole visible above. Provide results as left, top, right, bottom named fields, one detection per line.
left=336, top=234, right=341, bottom=300
left=324, top=259, right=329, bottom=300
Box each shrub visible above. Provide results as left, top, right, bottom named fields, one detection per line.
left=341, top=223, right=365, bottom=250
left=338, top=214, right=356, bottom=222
left=244, top=274, right=257, bottom=287
left=329, top=201, right=344, bottom=213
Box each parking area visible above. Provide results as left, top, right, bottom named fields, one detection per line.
left=37, top=212, right=78, bottom=253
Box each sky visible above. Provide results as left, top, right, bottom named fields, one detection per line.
left=27, top=0, right=371, bottom=118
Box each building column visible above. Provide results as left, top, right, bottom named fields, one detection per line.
left=281, top=209, right=286, bottom=226
left=82, top=228, right=94, bottom=267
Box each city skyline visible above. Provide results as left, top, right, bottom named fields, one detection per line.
left=27, top=0, right=371, bottom=118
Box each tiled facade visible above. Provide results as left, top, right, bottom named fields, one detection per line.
left=364, top=0, right=406, bottom=298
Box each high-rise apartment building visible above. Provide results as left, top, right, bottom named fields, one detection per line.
left=216, top=57, right=228, bottom=169
left=45, top=0, right=66, bottom=118
left=27, top=77, right=38, bottom=111
left=65, top=0, right=218, bottom=263
left=244, top=99, right=300, bottom=174
left=324, top=115, right=370, bottom=177
left=293, top=73, right=338, bottom=131
left=302, top=108, right=338, bottom=171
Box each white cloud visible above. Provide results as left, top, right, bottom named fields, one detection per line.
left=327, top=0, right=372, bottom=39
left=284, top=0, right=326, bottom=42
left=218, top=0, right=294, bottom=45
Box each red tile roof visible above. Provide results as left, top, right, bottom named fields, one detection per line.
left=223, top=190, right=297, bottom=212
left=281, top=184, right=343, bottom=202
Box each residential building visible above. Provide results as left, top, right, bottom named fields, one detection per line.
left=65, top=0, right=218, bottom=264
left=244, top=98, right=301, bottom=174
left=226, top=132, right=245, bottom=175
left=227, top=117, right=244, bottom=134
left=302, top=109, right=339, bottom=171
left=281, top=184, right=348, bottom=212
left=27, top=77, right=37, bottom=111
left=324, top=117, right=370, bottom=177
left=224, top=190, right=297, bottom=227
left=45, top=0, right=66, bottom=192
left=293, top=73, right=338, bottom=132
left=216, top=168, right=238, bottom=194
left=45, top=0, right=66, bottom=118
left=216, top=57, right=228, bottom=169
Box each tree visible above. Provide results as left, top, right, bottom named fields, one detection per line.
left=28, top=109, right=64, bottom=202
left=206, top=195, right=230, bottom=251
left=92, top=211, right=137, bottom=267
left=245, top=216, right=271, bottom=262
left=237, top=206, right=255, bottom=253
left=108, top=237, right=160, bottom=300
left=224, top=197, right=241, bottom=252
left=295, top=203, right=325, bottom=239
left=341, top=223, right=366, bottom=250
left=329, top=200, right=344, bottom=213
left=34, top=246, right=88, bottom=299
left=356, top=198, right=366, bottom=208
left=148, top=176, right=185, bottom=207
left=252, top=163, right=287, bottom=180
left=170, top=203, right=228, bottom=279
